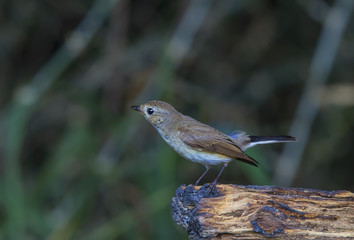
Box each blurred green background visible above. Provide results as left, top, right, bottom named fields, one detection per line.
left=0, top=0, right=353, bottom=239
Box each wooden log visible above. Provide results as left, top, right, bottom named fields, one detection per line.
left=171, top=184, right=354, bottom=239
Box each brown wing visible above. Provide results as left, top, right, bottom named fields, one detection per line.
left=178, top=118, right=259, bottom=167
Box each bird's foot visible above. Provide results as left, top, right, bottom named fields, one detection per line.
left=208, top=180, right=219, bottom=194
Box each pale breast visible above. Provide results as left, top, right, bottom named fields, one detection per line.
left=157, top=129, right=232, bottom=167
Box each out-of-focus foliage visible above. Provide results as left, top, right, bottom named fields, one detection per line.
left=0, top=0, right=353, bottom=239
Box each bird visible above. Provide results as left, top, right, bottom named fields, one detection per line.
left=131, top=100, right=296, bottom=187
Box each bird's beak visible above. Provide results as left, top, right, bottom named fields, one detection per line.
left=131, top=105, right=141, bottom=112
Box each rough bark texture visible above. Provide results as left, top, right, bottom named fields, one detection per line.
left=171, top=184, right=354, bottom=239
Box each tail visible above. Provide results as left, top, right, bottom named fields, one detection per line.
left=247, top=135, right=296, bottom=149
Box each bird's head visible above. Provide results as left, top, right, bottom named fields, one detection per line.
left=131, top=100, right=179, bottom=129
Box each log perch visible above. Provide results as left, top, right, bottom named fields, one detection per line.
left=171, top=184, right=354, bottom=239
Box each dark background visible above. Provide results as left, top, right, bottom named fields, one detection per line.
left=0, top=0, right=353, bottom=239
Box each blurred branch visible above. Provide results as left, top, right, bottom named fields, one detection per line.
left=137, top=0, right=213, bottom=101
left=0, top=0, right=119, bottom=238
left=17, top=0, right=119, bottom=105
left=165, top=0, right=214, bottom=64
left=297, top=0, right=330, bottom=23
left=317, top=84, right=354, bottom=106
left=273, top=0, right=354, bottom=186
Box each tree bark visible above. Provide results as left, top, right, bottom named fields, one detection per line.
left=171, top=184, right=354, bottom=239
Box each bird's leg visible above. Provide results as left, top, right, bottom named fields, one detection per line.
left=194, top=167, right=210, bottom=186
left=209, top=163, right=228, bottom=190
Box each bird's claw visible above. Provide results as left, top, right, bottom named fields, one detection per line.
left=208, top=180, right=218, bottom=193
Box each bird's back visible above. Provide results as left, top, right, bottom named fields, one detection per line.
left=176, top=114, right=259, bottom=167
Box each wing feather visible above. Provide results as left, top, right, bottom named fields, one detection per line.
left=178, top=119, right=259, bottom=166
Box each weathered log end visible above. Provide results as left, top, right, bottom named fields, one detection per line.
left=171, top=184, right=354, bottom=239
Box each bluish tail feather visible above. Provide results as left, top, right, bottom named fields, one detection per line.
left=249, top=135, right=296, bottom=143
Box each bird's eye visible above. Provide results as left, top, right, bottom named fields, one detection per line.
left=147, top=108, right=154, bottom=115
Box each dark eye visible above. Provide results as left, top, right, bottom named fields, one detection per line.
left=147, top=108, right=154, bottom=115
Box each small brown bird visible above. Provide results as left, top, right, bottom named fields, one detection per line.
left=131, top=100, right=296, bottom=187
